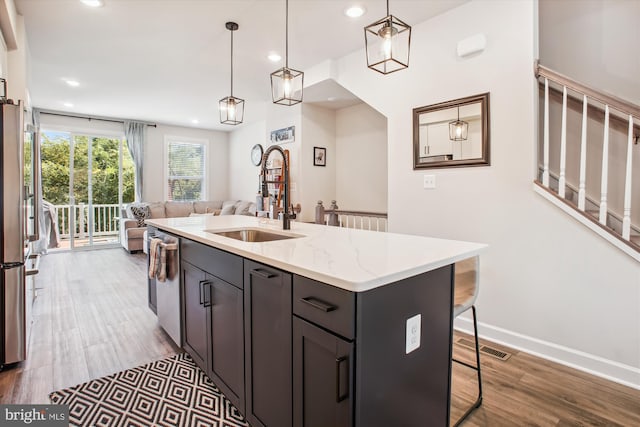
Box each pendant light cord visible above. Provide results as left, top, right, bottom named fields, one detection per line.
left=285, top=0, right=289, bottom=69
left=386, top=0, right=390, bottom=16
left=230, top=28, right=234, bottom=97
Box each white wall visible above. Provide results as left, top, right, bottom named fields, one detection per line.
left=229, top=119, right=265, bottom=202
left=301, top=104, right=336, bottom=222
left=7, top=14, right=27, bottom=106
left=0, top=30, right=7, bottom=79
left=335, top=103, right=387, bottom=212
left=144, top=124, right=229, bottom=202
left=227, top=102, right=388, bottom=222
left=38, top=115, right=229, bottom=204
left=330, top=0, right=640, bottom=387
left=539, top=0, right=640, bottom=105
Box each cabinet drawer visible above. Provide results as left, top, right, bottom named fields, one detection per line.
left=181, top=239, right=243, bottom=289
left=293, top=275, right=355, bottom=340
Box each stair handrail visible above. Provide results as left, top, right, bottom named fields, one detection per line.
left=535, top=61, right=640, bottom=119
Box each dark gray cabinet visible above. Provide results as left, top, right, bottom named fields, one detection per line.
left=181, top=240, right=245, bottom=413
left=244, top=260, right=292, bottom=427
left=293, top=317, right=353, bottom=427
left=209, top=274, right=244, bottom=408
left=182, top=261, right=209, bottom=373
left=173, top=234, right=455, bottom=427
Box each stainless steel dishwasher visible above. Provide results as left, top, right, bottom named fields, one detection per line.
left=152, top=230, right=182, bottom=347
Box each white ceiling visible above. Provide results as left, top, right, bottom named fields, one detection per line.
left=16, top=0, right=467, bottom=131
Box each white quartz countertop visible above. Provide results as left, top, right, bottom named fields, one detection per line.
left=146, top=216, right=487, bottom=292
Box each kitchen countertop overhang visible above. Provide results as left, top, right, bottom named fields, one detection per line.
left=146, top=215, right=487, bottom=292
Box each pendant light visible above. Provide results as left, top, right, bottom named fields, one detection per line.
left=271, top=0, right=303, bottom=106
left=364, top=0, right=411, bottom=74
left=449, top=107, right=469, bottom=141
left=219, top=22, right=245, bottom=125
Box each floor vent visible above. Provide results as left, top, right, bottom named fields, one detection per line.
left=455, top=338, right=512, bottom=361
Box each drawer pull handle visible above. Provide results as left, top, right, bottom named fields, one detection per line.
left=335, top=356, right=349, bottom=402
left=300, top=297, right=336, bottom=312
left=250, top=268, right=277, bottom=279
left=200, top=280, right=212, bottom=307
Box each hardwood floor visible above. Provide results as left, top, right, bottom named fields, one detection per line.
left=0, top=248, right=638, bottom=426
left=0, top=249, right=179, bottom=404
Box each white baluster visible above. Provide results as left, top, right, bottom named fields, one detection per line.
left=543, top=78, right=550, bottom=187
left=79, top=203, right=86, bottom=238
left=599, top=105, right=610, bottom=225
left=578, top=95, right=588, bottom=211
left=622, top=114, right=634, bottom=240
left=559, top=86, right=568, bottom=198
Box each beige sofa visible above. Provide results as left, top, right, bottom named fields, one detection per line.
left=120, top=200, right=256, bottom=253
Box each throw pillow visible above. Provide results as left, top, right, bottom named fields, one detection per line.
left=234, top=200, right=253, bottom=216
left=220, top=204, right=236, bottom=215
left=129, top=204, right=149, bottom=227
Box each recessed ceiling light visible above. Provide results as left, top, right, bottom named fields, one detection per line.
left=191, top=119, right=199, bottom=124
left=80, top=0, right=104, bottom=7
left=267, top=53, right=282, bottom=62
left=64, top=79, right=80, bottom=87
left=344, top=6, right=366, bottom=18
left=63, top=102, right=74, bottom=108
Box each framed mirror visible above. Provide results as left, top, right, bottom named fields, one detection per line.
left=413, top=92, right=490, bottom=169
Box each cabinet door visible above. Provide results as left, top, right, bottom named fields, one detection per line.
left=209, top=274, right=245, bottom=413
left=181, top=261, right=209, bottom=374
left=244, top=260, right=292, bottom=427
left=293, top=317, right=353, bottom=427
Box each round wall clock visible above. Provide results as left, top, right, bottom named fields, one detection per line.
left=251, top=143, right=264, bottom=166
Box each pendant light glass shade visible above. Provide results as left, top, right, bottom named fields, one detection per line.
left=219, top=96, right=244, bottom=125
left=220, top=21, right=244, bottom=125
left=449, top=108, right=469, bottom=141
left=271, top=67, right=303, bottom=106
left=364, top=0, right=411, bottom=74
left=271, top=0, right=303, bottom=105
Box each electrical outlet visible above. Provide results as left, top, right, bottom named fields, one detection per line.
left=406, top=314, right=421, bottom=354
left=423, top=174, right=436, bottom=189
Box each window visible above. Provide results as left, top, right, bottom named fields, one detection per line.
left=165, top=137, right=207, bottom=201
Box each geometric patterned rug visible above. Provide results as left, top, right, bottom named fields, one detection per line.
left=49, top=352, right=250, bottom=427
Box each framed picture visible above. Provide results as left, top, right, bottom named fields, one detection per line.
left=313, top=147, right=326, bottom=167
left=270, top=126, right=295, bottom=144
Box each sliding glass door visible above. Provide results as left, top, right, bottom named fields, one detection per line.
left=41, top=131, right=134, bottom=250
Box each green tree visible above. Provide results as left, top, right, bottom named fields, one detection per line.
left=41, top=132, right=135, bottom=205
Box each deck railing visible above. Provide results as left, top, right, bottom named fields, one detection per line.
left=53, top=203, right=120, bottom=239
left=314, top=201, right=388, bottom=232
left=535, top=62, right=639, bottom=255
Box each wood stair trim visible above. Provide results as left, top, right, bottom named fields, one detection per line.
left=533, top=180, right=640, bottom=258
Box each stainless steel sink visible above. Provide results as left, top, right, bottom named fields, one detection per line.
left=205, top=228, right=301, bottom=242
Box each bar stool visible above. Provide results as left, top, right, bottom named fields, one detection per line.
left=452, top=256, right=483, bottom=426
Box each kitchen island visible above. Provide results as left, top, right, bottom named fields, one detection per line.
left=146, top=215, right=486, bottom=427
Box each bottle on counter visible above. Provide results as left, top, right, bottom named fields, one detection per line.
left=328, top=200, right=339, bottom=226
left=315, top=200, right=325, bottom=224
left=256, top=192, right=264, bottom=212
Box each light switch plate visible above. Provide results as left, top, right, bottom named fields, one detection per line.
left=406, top=314, right=421, bottom=354
left=423, top=175, right=436, bottom=189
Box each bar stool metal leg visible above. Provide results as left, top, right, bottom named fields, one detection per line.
left=452, top=305, right=483, bottom=426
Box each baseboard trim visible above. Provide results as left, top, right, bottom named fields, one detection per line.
left=454, top=316, right=640, bottom=390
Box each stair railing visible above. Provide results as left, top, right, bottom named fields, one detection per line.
left=535, top=61, right=639, bottom=245
left=314, top=200, right=388, bottom=232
